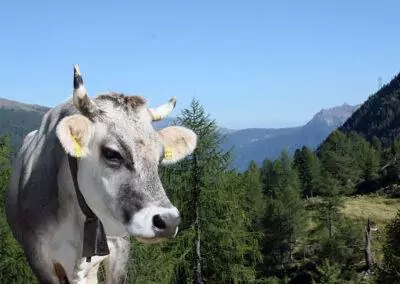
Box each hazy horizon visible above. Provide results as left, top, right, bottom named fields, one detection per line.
left=0, top=95, right=360, bottom=131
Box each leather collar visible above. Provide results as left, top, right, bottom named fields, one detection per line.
left=67, top=155, right=110, bottom=262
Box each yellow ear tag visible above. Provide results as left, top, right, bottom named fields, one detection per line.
left=71, top=135, right=83, bottom=158
left=164, top=147, right=173, bottom=160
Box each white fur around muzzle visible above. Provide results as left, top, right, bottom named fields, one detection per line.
left=126, top=206, right=180, bottom=243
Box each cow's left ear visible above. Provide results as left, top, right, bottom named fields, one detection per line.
left=56, top=114, right=93, bottom=158
left=157, top=126, right=198, bottom=165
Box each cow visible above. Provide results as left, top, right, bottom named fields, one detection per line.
left=4, top=64, right=198, bottom=284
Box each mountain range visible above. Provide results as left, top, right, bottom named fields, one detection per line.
left=0, top=97, right=358, bottom=170
left=221, top=103, right=360, bottom=171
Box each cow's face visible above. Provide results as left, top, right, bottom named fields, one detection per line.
left=56, top=65, right=197, bottom=243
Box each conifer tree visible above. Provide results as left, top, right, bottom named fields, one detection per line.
left=262, top=150, right=306, bottom=272
left=261, top=158, right=276, bottom=195
left=242, top=161, right=265, bottom=230
left=294, top=146, right=323, bottom=198
left=371, top=136, right=382, bottom=153
left=314, top=259, right=341, bottom=284
left=319, top=130, right=362, bottom=194
left=361, top=145, right=381, bottom=183
left=348, top=132, right=380, bottom=183
left=315, top=174, right=343, bottom=240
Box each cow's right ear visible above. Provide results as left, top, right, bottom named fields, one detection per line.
left=56, top=114, right=93, bottom=158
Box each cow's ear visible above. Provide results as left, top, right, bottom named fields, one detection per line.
left=157, top=126, right=197, bottom=165
left=56, top=114, right=93, bottom=158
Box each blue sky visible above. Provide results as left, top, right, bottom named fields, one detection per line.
left=1, top=0, right=400, bottom=129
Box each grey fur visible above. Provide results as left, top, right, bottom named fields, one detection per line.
left=6, top=101, right=78, bottom=283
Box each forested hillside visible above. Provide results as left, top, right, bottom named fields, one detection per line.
left=0, top=98, right=49, bottom=152
left=2, top=97, right=400, bottom=283
left=222, top=103, right=358, bottom=171
left=325, top=71, right=400, bottom=147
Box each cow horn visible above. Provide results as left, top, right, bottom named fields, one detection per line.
left=148, top=96, right=177, bottom=121
left=73, top=64, right=98, bottom=118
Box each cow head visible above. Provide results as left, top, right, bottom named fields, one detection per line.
left=56, top=65, right=197, bottom=243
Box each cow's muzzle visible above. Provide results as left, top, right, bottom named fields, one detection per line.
left=127, top=206, right=181, bottom=242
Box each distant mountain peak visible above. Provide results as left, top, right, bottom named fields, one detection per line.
left=310, top=103, right=359, bottom=128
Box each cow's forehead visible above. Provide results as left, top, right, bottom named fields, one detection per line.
left=94, top=92, right=148, bottom=119
left=95, top=92, right=147, bottom=110
left=91, top=92, right=162, bottom=147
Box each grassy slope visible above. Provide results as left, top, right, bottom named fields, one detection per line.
left=342, top=195, right=400, bottom=224
left=305, top=195, right=400, bottom=226
left=342, top=195, right=400, bottom=264
left=303, top=194, right=400, bottom=268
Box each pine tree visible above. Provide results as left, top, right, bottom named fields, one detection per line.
left=348, top=132, right=380, bottom=183
left=262, top=150, right=306, bottom=272
left=261, top=158, right=276, bottom=195
left=242, top=161, right=265, bottom=230
left=294, top=146, right=323, bottom=198
left=241, top=161, right=265, bottom=275
left=361, top=145, right=380, bottom=183
left=319, top=130, right=364, bottom=194
left=371, top=136, right=382, bottom=153
left=381, top=136, right=400, bottom=183
left=391, top=136, right=400, bottom=158
left=173, top=99, right=233, bottom=283
left=314, top=259, right=341, bottom=284
left=315, top=174, right=343, bottom=241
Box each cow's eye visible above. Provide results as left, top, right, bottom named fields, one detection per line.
left=101, top=146, right=123, bottom=165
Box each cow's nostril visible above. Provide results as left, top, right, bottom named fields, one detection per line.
left=152, top=214, right=167, bottom=229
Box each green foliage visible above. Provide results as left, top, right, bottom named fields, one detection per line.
left=127, top=239, right=180, bottom=283
left=371, top=136, right=382, bottom=153
left=293, top=146, right=323, bottom=198
left=316, top=217, right=364, bottom=269
left=242, top=161, right=265, bottom=230
left=376, top=210, right=400, bottom=283
left=309, top=173, right=364, bottom=278
left=0, top=135, right=11, bottom=196
left=0, top=135, right=36, bottom=283
left=314, top=259, right=342, bottom=284
left=261, top=150, right=307, bottom=272
left=317, top=130, right=384, bottom=195
left=318, top=130, right=363, bottom=193
left=262, top=276, right=281, bottom=283
left=361, top=145, right=381, bottom=183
